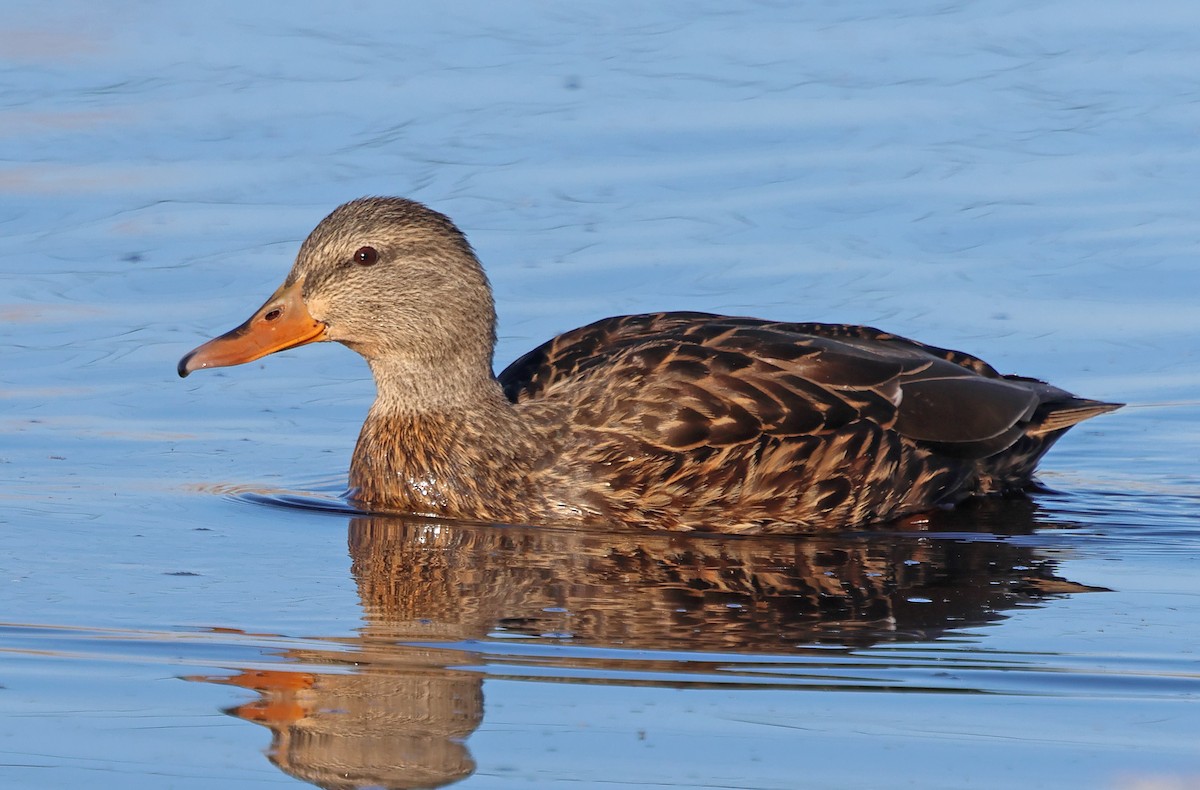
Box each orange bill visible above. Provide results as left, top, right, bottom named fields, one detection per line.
left=178, top=279, right=327, bottom=377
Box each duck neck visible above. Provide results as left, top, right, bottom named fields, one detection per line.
left=349, top=356, right=544, bottom=519
left=365, top=353, right=506, bottom=414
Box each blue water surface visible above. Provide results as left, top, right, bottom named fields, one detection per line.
left=2, top=2, right=1198, bottom=788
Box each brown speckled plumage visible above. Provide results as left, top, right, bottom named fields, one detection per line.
left=180, top=197, right=1121, bottom=532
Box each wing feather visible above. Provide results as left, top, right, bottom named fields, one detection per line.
left=499, top=312, right=1106, bottom=466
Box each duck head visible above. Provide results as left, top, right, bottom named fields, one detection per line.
left=178, top=198, right=498, bottom=394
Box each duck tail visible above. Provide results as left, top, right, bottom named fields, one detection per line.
left=1027, top=398, right=1123, bottom=436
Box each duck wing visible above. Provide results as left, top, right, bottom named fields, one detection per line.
left=499, top=311, right=1116, bottom=462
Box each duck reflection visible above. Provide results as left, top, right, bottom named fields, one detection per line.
left=211, top=650, right=479, bottom=789
left=200, top=498, right=1101, bottom=789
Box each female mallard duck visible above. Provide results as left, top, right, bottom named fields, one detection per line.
left=179, top=197, right=1119, bottom=532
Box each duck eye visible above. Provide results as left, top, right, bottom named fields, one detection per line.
left=353, top=246, right=379, bottom=266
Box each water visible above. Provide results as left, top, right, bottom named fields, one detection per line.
left=2, top=1, right=1199, bottom=788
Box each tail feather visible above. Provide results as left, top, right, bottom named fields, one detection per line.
left=1028, top=399, right=1122, bottom=436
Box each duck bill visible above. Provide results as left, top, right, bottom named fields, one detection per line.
left=178, top=279, right=327, bottom=378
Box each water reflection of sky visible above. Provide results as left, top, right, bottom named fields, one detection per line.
left=2, top=2, right=1199, bottom=789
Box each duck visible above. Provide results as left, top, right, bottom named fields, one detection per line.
left=178, top=197, right=1120, bottom=533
